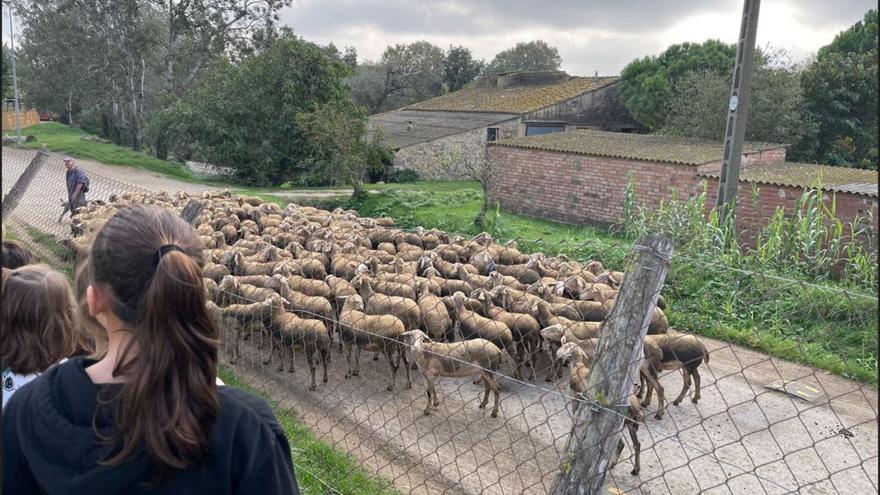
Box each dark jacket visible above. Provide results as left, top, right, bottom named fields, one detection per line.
left=3, top=358, right=300, bottom=494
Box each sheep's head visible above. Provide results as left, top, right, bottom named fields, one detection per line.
left=472, top=232, right=492, bottom=246
left=218, top=275, right=239, bottom=293
left=341, top=294, right=365, bottom=312
left=541, top=324, right=566, bottom=344
left=486, top=272, right=504, bottom=289
left=450, top=291, right=468, bottom=312
left=422, top=267, right=440, bottom=279
left=401, top=329, right=429, bottom=351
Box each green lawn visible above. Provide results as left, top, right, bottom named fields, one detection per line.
left=217, top=367, right=399, bottom=495
left=23, top=122, right=199, bottom=181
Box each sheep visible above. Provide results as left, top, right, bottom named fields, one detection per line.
left=494, top=263, right=541, bottom=285
left=338, top=295, right=411, bottom=390
left=351, top=275, right=421, bottom=332
left=473, top=289, right=540, bottom=380
left=402, top=329, right=503, bottom=417
left=265, top=275, right=334, bottom=323
left=206, top=297, right=277, bottom=365
left=638, top=333, right=710, bottom=419
left=364, top=276, right=417, bottom=300
left=265, top=303, right=330, bottom=391
left=556, top=342, right=643, bottom=476
left=217, top=275, right=283, bottom=308
left=225, top=251, right=278, bottom=276
left=424, top=267, right=473, bottom=297
left=416, top=279, right=452, bottom=342
left=203, top=262, right=231, bottom=283
left=283, top=274, right=332, bottom=299
left=374, top=270, right=441, bottom=295
left=450, top=292, right=515, bottom=363
left=469, top=250, right=495, bottom=275
left=273, top=258, right=328, bottom=280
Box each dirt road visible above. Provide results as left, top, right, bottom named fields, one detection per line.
left=227, top=327, right=878, bottom=495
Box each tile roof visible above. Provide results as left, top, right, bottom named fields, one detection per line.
left=367, top=110, right=518, bottom=149
left=700, top=162, right=878, bottom=197
left=407, top=76, right=619, bottom=114
left=490, top=129, right=784, bottom=165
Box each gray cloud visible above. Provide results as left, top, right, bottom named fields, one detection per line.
left=279, top=0, right=876, bottom=74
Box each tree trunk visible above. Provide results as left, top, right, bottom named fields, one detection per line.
left=351, top=181, right=367, bottom=201
left=473, top=181, right=490, bottom=229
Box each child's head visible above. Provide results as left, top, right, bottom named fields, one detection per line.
left=2, top=240, right=40, bottom=269
left=1, top=265, right=78, bottom=375
left=80, top=204, right=217, bottom=473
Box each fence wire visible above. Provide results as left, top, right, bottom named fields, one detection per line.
left=2, top=145, right=877, bottom=495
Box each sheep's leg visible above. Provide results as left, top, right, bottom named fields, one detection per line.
left=528, top=339, right=538, bottom=381
left=275, top=339, right=285, bottom=372
left=344, top=342, right=354, bottom=379
left=385, top=347, right=397, bottom=391
left=321, top=347, right=329, bottom=383
left=646, top=372, right=665, bottom=419
left=487, top=373, right=501, bottom=418
left=672, top=368, right=692, bottom=406
left=400, top=344, right=412, bottom=389
left=353, top=346, right=361, bottom=377
left=636, top=372, right=646, bottom=399
left=287, top=342, right=296, bottom=373
left=423, top=375, right=436, bottom=415
left=692, top=368, right=702, bottom=403
left=232, top=326, right=242, bottom=365
left=306, top=351, right=317, bottom=391
left=373, top=350, right=380, bottom=361
left=629, top=421, right=641, bottom=475
left=641, top=371, right=655, bottom=408
left=262, top=333, right=274, bottom=366
left=571, top=398, right=580, bottom=416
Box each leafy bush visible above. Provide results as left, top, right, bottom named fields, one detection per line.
left=386, top=169, right=420, bottom=183
left=623, top=181, right=877, bottom=292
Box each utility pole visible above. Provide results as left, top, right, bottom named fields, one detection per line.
left=551, top=235, right=673, bottom=494
left=5, top=0, right=22, bottom=145
left=715, top=0, right=761, bottom=227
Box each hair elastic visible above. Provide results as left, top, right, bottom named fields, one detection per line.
left=153, top=244, right=185, bottom=267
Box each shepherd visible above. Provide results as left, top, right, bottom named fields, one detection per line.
left=58, top=156, right=89, bottom=222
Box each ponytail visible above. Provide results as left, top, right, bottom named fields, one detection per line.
left=88, top=205, right=218, bottom=476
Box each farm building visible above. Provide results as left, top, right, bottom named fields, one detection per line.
left=486, top=130, right=878, bottom=238
left=367, top=70, right=636, bottom=179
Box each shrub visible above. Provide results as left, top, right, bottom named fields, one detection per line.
left=386, top=169, right=420, bottom=183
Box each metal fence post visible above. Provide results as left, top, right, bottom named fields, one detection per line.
left=551, top=234, right=673, bottom=494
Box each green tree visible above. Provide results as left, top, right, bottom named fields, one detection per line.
left=444, top=45, right=483, bottom=91
left=296, top=99, right=374, bottom=199
left=802, top=10, right=878, bottom=169
left=156, top=31, right=353, bottom=185
left=483, top=40, right=561, bottom=75
left=619, top=40, right=736, bottom=130
left=661, top=48, right=818, bottom=160
left=348, top=41, right=446, bottom=114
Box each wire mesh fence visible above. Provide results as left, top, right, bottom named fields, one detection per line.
left=2, top=144, right=877, bottom=494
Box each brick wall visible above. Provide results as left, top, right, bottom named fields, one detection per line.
left=486, top=144, right=877, bottom=244
left=702, top=177, right=879, bottom=243
left=486, top=145, right=703, bottom=226
left=2, top=109, right=41, bottom=130
left=394, top=118, right=519, bottom=179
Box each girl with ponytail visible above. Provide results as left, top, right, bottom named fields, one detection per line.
left=3, top=205, right=300, bottom=494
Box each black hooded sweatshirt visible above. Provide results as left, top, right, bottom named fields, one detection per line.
left=2, top=358, right=300, bottom=494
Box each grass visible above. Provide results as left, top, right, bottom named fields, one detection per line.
left=217, top=367, right=399, bottom=495
left=340, top=182, right=877, bottom=387
left=22, top=122, right=200, bottom=181
left=23, top=227, right=74, bottom=278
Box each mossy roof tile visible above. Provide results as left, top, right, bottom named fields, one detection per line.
left=408, top=77, right=619, bottom=114
left=490, top=129, right=783, bottom=165
left=700, top=162, right=878, bottom=197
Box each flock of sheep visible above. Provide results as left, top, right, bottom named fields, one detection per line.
left=65, top=189, right=711, bottom=476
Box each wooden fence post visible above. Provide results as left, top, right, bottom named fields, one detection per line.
left=551, top=234, right=673, bottom=494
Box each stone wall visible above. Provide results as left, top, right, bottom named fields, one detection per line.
left=394, top=118, right=519, bottom=179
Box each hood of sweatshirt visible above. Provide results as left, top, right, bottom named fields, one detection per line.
left=10, top=358, right=154, bottom=494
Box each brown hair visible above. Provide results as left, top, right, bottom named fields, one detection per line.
left=2, top=240, right=40, bottom=269
left=82, top=205, right=218, bottom=475
left=1, top=264, right=79, bottom=374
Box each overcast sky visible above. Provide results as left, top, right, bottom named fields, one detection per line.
left=2, top=1, right=874, bottom=75
left=278, top=0, right=876, bottom=75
